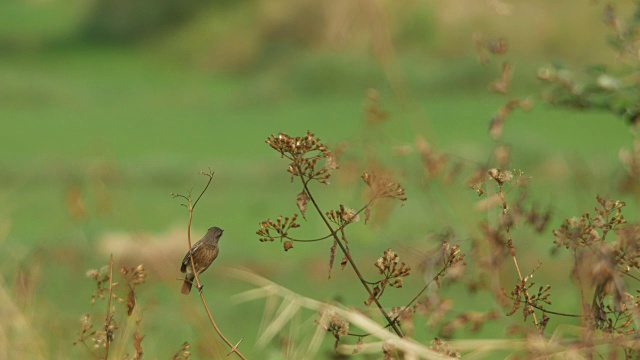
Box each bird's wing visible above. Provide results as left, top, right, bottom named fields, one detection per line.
left=180, top=240, right=203, bottom=273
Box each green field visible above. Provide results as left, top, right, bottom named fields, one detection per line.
left=1, top=1, right=638, bottom=359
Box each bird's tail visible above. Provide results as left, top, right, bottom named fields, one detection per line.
left=181, top=277, right=193, bottom=295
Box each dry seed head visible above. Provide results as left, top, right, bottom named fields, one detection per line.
left=537, top=67, right=556, bottom=81
left=86, top=269, right=98, bottom=278
left=384, top=248, right=398, bottom=261
left=567, top=217, right=581, bottom=228
left=341, top=208, right=360, bottom=223
left=128, top=264, right=146, bottom=285
left=361, top=172, right=372, bottom=186
left=317, top=308, right=349, bottom=337
left=375, top=257, right=384, bottom=272
left=325, top=153, right=338, bottom=170
left=488, top=168, right=513, bottom=184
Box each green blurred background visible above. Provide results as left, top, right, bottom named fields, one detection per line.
left=0, top=0, right=637, bottom=358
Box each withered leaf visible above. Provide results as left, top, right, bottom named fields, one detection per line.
left=364, top=293, right=376, bottom=306
left=328, top=241, right=337, bottom=279
left=364, top=285, right=381, bottom=306
left=133, top=328, right=144, bottom=356
left=352, top=339, right=363, bottom=354
left=296, top=192, right=309, bottom=219
left=126, top=288, right=136, bottom=316
left=283, top=241, right=294, bottom=251
left=364, top=207, right=371, bottom=225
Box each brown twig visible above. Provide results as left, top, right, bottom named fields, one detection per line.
left=104, top=254, right=114, bottom=359
left=394, top=263, right=450, bottom=323
left=496, top=181, right=543, bottom=331
left=174, top=170, right=247, bottom=360
left=297, top=170, right=405, bottom=337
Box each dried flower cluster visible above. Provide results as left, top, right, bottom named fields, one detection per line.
left=507, top=270, right=552, bottom=324
left=75, top=259, right=146, bottom=358
left=366, top=249, right=411, bottom=306
left=553, top=195, right=626, bottom=249
left=86, top=266, right=113, bottom=304
left=326, top=204, right=360, bottom=226
left=433, top=242, right=465, bottom=288
left=121, top=264, right=146, bottom=286
left=73, top=314, right=107, bottom=349
left=430, top=337, right=460, bottom=358
left=121, top=264, right=147, bottom=316
left=362, top=172, right=407, bottom=202
left=257, top=214, right=300, bottom=244
left=488, top=168, right=514, bottom=185
left=375, top=248, right=411, bottom=288
left=266, top=131, right=337, bottom=184
left=172, top=342, right=191, bottom=360
left=552, top=196, right=640, bottom=337
left=316, top=308, right=350, bottom=351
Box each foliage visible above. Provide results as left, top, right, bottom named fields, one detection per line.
left=538, top=3, right=640, bottom=125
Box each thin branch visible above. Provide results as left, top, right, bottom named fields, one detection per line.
left=176, top=171, right=247, bottom=360
left=104, top=254, right=114, bottom=359
left=394, top=263, right=450, bottom=323
left=620, top=270, right=640, bottom=282
left=506, top=296, right=581, bottom=318
left=193, top=169, right=214, bottom=208
left=285, top=223, right=351, bottom=242
left=497, top=183, right=540, bottom=329
left=297, top=166, right=404, bottom=337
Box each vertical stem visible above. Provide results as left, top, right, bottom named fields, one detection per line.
left=180, top=173, right=247, bottom=359
left=299, top=175, right=404, bottom=337
left=498, top=185, right=539, bottom=328
left=104, top=254, right=114, bottom=359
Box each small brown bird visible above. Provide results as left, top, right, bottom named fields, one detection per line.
left=180, top=226, right=223, bottom=295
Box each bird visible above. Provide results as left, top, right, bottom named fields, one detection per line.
left=180, top=226, right=223, bottom=295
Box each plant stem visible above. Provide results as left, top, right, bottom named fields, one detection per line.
left=104, top=254, right=113, bottom=359
left=182, top=172, right=247, bottom=359
left=298, top=173, right=404, bottom=337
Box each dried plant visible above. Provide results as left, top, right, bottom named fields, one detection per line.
left=66, top=3, right=640, bottom=358
left=257, top=131, right=470, bottom=356
left=552, top=196, right=640, bottom=341
left=230, top=268, right=459, bottom=359
left=172, top=342, right=191, bottom=360
left=259, top=131, right=409, bottom=338
left=74, top=255, right=147, bottom=359
left=538, top=2, right=640, bottom=129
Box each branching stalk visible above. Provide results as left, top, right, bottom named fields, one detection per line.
left=175, top=170, right=247, bottom=360
left=298, top=168, right=404, bottom=337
